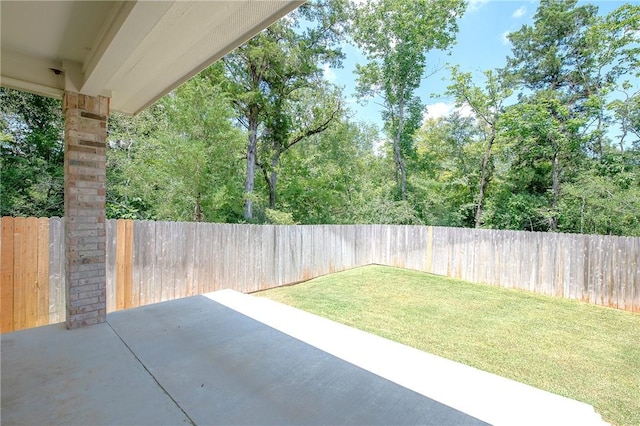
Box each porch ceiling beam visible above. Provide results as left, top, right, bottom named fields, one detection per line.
left=1, top=0, right=304, bottom=115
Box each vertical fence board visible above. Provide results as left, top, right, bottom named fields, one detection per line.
left=23, top=218, right=38, bottom=329
left=631, top=237, right=640, bottom=313
left=195, top=223, right=203, bottom=294
left=124, top=220, right=134, bottom=308
left=48, top=217, right=64, bottom=324
left=115, top=220, right=126, bottom=310
left=36, top=218, right=50, bottom=326
left=1, top=217, right=15, bottom=332
left=195, top=223, right=206, bottom=294
left=211, top=223, right=222, bottom=292
left=12, top=218, right=27, bottom=330
left=165, top=222, right=175, bottom=301
left=133, top=221, right=150, bottom=306
left=154, top=221, right=163, bottom=302
left=614, top=238, right=625, bottom=310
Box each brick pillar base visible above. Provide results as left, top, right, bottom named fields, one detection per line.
left=63, top=92, right=109, bottom=329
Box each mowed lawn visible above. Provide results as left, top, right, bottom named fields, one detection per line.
left=256, top=265, right=640, bottom=426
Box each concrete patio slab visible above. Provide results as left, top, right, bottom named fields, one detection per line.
left=1, top=322, right=190, bottom=425
left=2, top=289, right=607, bottom=426
left=3, top=293, right=483, bottom=426
left=106, top=295, right=484, bottom=425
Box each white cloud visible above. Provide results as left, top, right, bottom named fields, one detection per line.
left=424, top=102, right=454, bottom=120
left=323, top=63, right=336, bottom=82
left=423, top=102, right=476, bottom=122
left=468, top=0, right=490, bottom=12
left=457, top=103, right=475, bottom=119
left=512, top=6, right=526, bottom=18
left=500, top=30, right=511, bottom=46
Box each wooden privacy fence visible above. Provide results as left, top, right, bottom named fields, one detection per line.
left=1, top=217, right=639, bottom=332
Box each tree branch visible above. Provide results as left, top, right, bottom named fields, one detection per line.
left=284, top=104, right=340, bottom=151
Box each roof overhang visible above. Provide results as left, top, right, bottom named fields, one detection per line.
left=0, top=1, right=303, bottom=114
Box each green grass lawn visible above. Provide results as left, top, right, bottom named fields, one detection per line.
left=256, top=265, right=640, bottom=426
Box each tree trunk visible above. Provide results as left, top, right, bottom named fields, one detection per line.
left=394, top=100, right=407, bottom=201
left=194, top=192, right=203, bottom=222
left=475, top=131, right=495, bottom=228
left=244, top=107, right=258, bottom=221
left=268, top=150, right=280, bottom=209
left=393, top=140, right=407, bottom=201
left=550, top=149, right=560, bottom=231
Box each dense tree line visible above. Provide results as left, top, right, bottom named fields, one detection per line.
left=2, top=0, right=638, bottom=236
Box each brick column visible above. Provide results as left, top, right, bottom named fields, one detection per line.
left=63, top=92, right=109, bottom=329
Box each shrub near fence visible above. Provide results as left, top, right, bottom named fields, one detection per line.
left=1, top=217, right=639, bottom=332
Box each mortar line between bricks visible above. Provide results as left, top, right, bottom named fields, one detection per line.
left=107, top=321, right=197, bottom=426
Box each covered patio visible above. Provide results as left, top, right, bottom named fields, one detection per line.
left=1, top=0, right=303, bottom=329
left=2, top=290, right=606, bottom=425
left=0, top=2, right=608, bottom=425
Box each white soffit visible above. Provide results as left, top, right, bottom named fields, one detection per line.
left=0, top=1, right=303, bottom=114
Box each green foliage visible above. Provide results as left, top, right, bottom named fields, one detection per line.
left=107, top=68, right=244, bottom=222
left=410, top=115, right=482, bottom=227
left=483, top=1, right=640, bottom=234
left=558, top=150, right=640, bottom=236
left=224, top=0, right=348, bottom=220
left=0, top=88, right=64, bottom=217
left=3, top=2, right=638, bottom=236
left=264, top=208, right=297, bottom=225
left=350, top=0, right=466, bottom=199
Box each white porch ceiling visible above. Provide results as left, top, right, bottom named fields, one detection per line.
left=1, top=1, right=303, bottom=114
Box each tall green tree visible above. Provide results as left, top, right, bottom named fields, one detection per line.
left=505, top=1, right=640, bottom=232
left=223, top=0, right=347, bottom=221
left=494, top=92, right=584, bottom=231
left=411, top=114, right=481, bottom=227
left=558, top=149, right=640, bottom=236
left=580, top=4, right=640, bottom=158
left=0, top=88, right=64, bottom=217
left=107, top=66, right=244, bottom=222
left=277, top=118, right=370, bottom=223
left=260, top=76, right=343, bottom=212
left=506, top=0, right=596, bottom=231
left=350, top=0, right=466, bottom=201
left=445, top=66, right=514, bottom=227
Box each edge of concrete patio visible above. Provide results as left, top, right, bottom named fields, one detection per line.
left=209, top=289, right=609, bottom=426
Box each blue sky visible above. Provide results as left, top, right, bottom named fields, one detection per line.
left=326, top=0, right=632, bottom=129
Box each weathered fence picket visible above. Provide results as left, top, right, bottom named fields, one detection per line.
left=1, top=217, right=638, bottom=332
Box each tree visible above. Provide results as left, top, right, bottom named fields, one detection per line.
left=350, top=0, right=466, bottom=201
left=497, top=92, right=585, bottom=231
left=506, top=0, right=597, bottom=231
left=260, top=75, right=343, bottom=212
left=411, top=114, right=481, bottom=227
left=558, top=149, right=640, bottom=236
left=609, top=87, right=640, bottom=150
left=580, top=4, right=640, bottom=158
left=445, top=66, right=513, bottom=227
left=106, top=102, right=166, bottom=219
left=1, top=88, right=64, bottom=217
left=107, top=66, right=245, bottom=222
left=505, top=1, right=640, bottom=232
left=223, top=0, right=347, bottom=221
